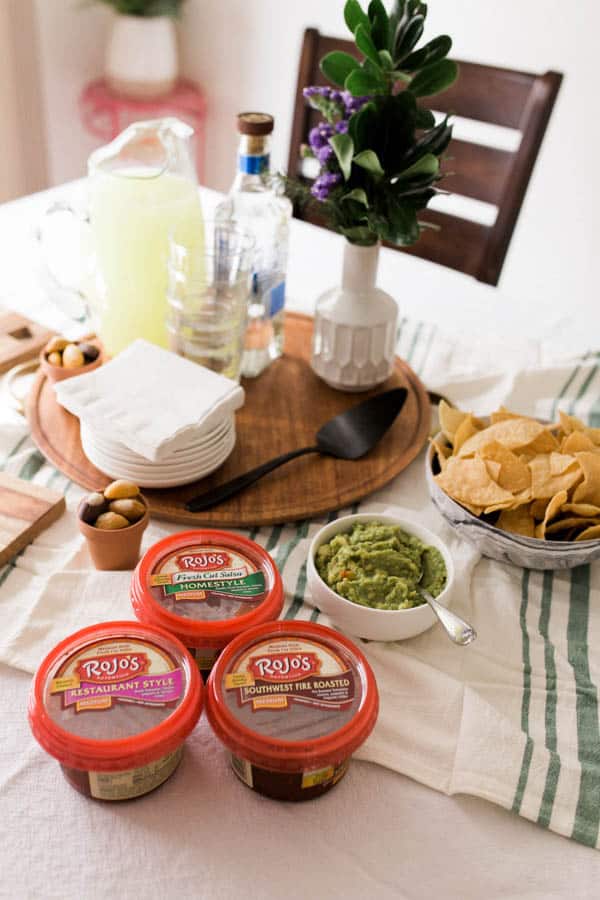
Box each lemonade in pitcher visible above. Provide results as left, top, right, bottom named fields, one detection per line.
left=88, top=119, right=204, bottom=355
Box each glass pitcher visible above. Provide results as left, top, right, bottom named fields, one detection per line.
left=43, top=118, right=205, bottom=356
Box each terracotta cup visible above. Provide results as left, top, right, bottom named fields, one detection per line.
left=78, top=499, right=149, bottom=571
left=41, top=340, right=104, bottom=384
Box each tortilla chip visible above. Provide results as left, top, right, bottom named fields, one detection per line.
left=497, top=506, right=536, bottom=537
left=583, top=426, right=600, bottom=446
left=559, top=411, right=586, bottom=434
left=453, top=415, right=482, bottom=453
left=530, top=499, right=549, bottom=520
left=438, top=400, right=470, bottom=445
left=435, top=456, right=515, bottom=508
left=562, top=502, right=600, bottom=517
left=528, top=453, right=583, bottom=499
left=458, top=418, right=551, bottom=458
left=535, top=490, right=568, bottom=538
left=574, top=524, right=600, bottom=542
left=430, top=438, right=450, bottom=472
left=561, top=431, right=597, bottom=454
left=545, top=516, right=600, bottom=535
left=572, top=452, right=600, bottom=506
left=478, top=441, right=531, bottom=493
left=490, top=406, right=523, bottom=424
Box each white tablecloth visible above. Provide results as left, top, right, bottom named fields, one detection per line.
left=0, top=183, right=598, bottom=899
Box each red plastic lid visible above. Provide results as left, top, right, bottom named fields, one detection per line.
left=28, top=621, right=202, bottom=772
left=206, top=621, right=379, bottom=773
left=131, top=530, right=284, bottom=649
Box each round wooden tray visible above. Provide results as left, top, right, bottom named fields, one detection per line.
left=26, top=313, right=430, bottom=526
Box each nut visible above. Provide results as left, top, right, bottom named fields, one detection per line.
left=108, top=498, right=146, bottom=522
left=62, top=344, right=85, bottom=368
left=78, top=342, right=100, bottom=363
left=47, top=351, right=63, bottom=367
left=94, top=512, right=130, bottom=530
left=79, top=491, right=108, bottom=525
left=45, top=336, right=69, bottom=354
left=104, top=479, right=140, bottom=500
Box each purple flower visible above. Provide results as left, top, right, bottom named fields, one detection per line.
left=310, top=171, right=342, bottom=202
left=303, top=86, right=319, bottom=98
left=335, top=120, right=349, bottom=134
left=316, top=145, right=334, bottom=164
left=342, top=91, right=371, bottom=114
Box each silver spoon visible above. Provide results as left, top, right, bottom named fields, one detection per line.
left=417, top=583, right=477, bottom=646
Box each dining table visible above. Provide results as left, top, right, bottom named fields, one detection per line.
left=0, top=180, right=598, bottom=900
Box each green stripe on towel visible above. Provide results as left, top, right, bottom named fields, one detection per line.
left=537, top=571, right=561, bottom=827
left=568, top=566, right=600, bottom=847
left=512, top=569, right=533, bottom=814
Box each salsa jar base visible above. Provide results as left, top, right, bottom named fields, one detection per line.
left=60, top=746, right=184, bottom=801
left=230, top=753, right=350, bottom=802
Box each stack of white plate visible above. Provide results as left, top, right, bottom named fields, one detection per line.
left=80, top=418, right=236, bottom=489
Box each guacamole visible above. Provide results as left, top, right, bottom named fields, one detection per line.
left=315, top=522, right=447, bottom=610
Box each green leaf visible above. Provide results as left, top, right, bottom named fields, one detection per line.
left=320, top=51, right=360, bottom=87
left=353, top=149, right=385, bottom=178
left=342, top=188, right=369, bottom=206
left=401, top=35, right=452, bottom=72
left=329, top=133, right=355, bottom=181
left=340, top=226, right=378, bottom=246
left=345, top=68, right=385, bottom=95
left=386, top=201, right=420, bottom=244
left=409, top=59, right=459, bottom=97
left=378, top=50, right=394, bottom=70
left=398, top=117, right=453, bottom=168
left=394, top=15, right=424, bottom=63
left=344, top=0, right=370, bottom=35
left=368, top=0, right=390, bottom=50
left=395, top=152, right=439, bottom=181
left=355, top=23, right=381, bottom=67
left=415, top=107, right=436, bottom=128
left=347, top=100, right=377, bottom=148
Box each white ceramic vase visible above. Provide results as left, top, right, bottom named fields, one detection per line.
left=311, top=240, right=398, bottom=391
left=105, top=15, right=178, bottom=99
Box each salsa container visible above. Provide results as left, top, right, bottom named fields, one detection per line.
left=131, top=530, right=284, bottom=676
left=28, top=621, right=202, bottom=801
left=206, top=620, right=379, bottom=801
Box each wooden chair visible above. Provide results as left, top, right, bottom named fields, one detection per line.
left=288, top=28, right=562, bottom=286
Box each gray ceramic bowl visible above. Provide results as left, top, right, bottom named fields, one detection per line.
left=425, top=436, right=600, bottom=570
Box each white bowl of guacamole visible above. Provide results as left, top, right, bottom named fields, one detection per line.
left=307, top=514, right=455, bottom=641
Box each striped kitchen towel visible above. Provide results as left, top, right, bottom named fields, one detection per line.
left=2, top=319, right=600, bottom=848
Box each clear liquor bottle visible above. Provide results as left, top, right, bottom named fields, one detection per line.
left=216, top=113, right=292, bottom=378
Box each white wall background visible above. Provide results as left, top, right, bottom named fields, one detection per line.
left=31, top=1, right=598, bottom=346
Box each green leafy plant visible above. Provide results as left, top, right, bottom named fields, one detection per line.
left=287, top=0, right=459, bottom=247
left=90, top=0, right=187, bottom=17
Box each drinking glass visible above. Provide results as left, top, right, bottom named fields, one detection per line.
left=167, top=223, right=254, bottom=382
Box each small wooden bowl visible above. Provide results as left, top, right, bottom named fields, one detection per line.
left=40, top=340, right=104, bottom=384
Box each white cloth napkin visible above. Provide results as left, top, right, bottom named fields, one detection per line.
left=54, top=339, right=245, bottom=460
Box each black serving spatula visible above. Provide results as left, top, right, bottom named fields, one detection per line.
left=185, top=387, right=408, bottom=512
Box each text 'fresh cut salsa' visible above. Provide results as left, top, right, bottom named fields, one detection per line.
left=131, top=530, right=283, bottom=674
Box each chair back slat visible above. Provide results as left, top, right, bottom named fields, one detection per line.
left=287, top=29, right=562, bottom=286
left=442, top=140, right=513, bottom=206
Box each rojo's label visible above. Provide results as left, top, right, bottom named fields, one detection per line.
left=50, top=639, right=183, bottom=714
left=150, top=545, right=265, bottom=604
left=225, top=638, right=355, bottom=713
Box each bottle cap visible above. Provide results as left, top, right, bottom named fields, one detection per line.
left=237, top=113, right=274, bottom=136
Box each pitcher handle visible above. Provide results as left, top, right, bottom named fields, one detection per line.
left=35, top=201, right=94, bottom=326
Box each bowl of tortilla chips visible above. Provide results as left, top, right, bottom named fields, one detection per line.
left=425, top=401, right=600, bottom=570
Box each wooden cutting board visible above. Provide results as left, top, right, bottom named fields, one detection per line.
left=0, top=312, right=52, bottom=374
left=26, top=313, right=431, bottom=527
left=0, top=473, right=65, bottom=566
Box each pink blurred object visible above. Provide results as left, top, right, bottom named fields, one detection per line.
left=80, top=79, right=207, bottom=181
